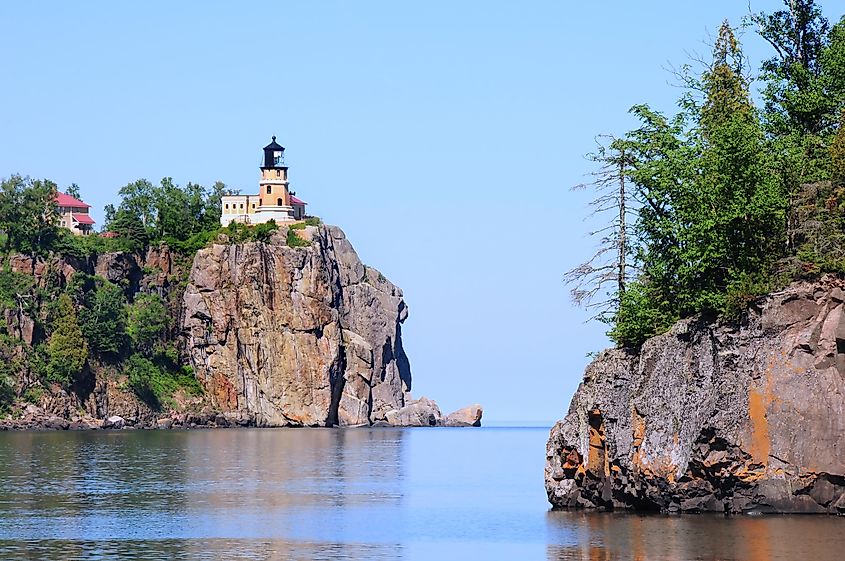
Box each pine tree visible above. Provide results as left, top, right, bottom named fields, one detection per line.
left=47, top=294, right=88, bottom=386
left=565, top=136, right=636, bottom=324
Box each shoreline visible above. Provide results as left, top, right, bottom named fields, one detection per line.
left=0, top=410, right=483, bottom=432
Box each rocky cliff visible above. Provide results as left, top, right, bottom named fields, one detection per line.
left=181, top=224, right=416, bottom=427
left=546, top=277, right=845, bottom=514
left=0, top=223, right=480, bottom=429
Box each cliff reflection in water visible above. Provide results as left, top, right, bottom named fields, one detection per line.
left=0, top=428, right=406, bottom=560
left=1, top=427, right=843, bottom=560
left=546, top=511, right=845, bottom=561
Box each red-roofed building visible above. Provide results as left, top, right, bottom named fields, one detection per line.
left=56, top=191, right=95, bottom=235
left=290, top=195, right=307, bottom=220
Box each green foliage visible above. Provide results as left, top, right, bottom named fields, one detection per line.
left=125, top=350, right=202, bottom=410
left=286, top=227, right=310, bottom=248
left=722, top=273, right=781, bottom=322
left=0, top=175, right=61, bottom=259
left=127, top=293, right=169, bottom=355
left=46, top=294, right=88, bottom=386
left=0, top=373, right=12, bottom=413
left=832, top=112, right=845, bottom=184
left=22, top=386, right=43, bottom=405
left=303, top=216, right=322, bottom=226
left=751, top=3, right=845, bottom=184
left=221, top=220, right=280, bottom=243
left=53, top=230, right=135, bottom=258
left=608, top=282, right=677, bottom=348
left=109, top=177, right=229, bottom=253
left=578, top=8, right=845, bottom=348
left=0, top=336, right=25, bottom=412
left=65, top=183, right=81, bottom=200
left=110, top=208, right=149, bottom=252
left=788, top=181, right=845, bottom=272
left=77, top=277, right=126, bottom=357
left=0, top=269, right=36, bottom=311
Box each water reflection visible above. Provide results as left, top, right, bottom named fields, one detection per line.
left=546, top=511, right=845, bottom=561
left=0, top=429, right=407, bottom=560
left=1, top=428, right=844, bottom=560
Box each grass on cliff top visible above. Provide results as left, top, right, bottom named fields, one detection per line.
left=286, top=228, right=311, bottom=248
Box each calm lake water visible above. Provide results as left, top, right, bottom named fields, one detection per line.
left=0, top=427, right=843, bottom=560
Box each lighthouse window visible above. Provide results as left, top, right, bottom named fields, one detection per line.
left=267, top=186, right=272, bottom=194
left=276, top=170, right=281, bottom=177
left=225, top=204, right=229, bottom=210
left=240, top=203, right=244, bottom=209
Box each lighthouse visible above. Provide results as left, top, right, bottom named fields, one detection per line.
left=219, top=136, right=308, bottom=226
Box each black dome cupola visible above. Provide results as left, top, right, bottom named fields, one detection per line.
left=262, top=136, right=286, bottom=169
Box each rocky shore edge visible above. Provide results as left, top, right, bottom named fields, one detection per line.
left=1, top=400, right=483, bottom=431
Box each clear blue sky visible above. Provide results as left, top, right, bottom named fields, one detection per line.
left=1, top=1, right=839, bottom=424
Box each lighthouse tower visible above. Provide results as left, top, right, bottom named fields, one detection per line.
left=253, top=136, right=295, bottom=223
left=219, top=136, right=308, bottom=226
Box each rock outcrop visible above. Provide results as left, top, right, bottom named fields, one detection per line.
left=0, top=224, right=480, bottom=429
left=181, top=224, right=416, bottom=427
left=444, top=404, right=483, bottom=427
left=546, top=277, right=845, bottom=514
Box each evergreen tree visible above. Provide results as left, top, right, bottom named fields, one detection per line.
left=127, top=293, right=169, bottom=356
left=79, top=280, right=126, bottom=357
left=65, top=183, right=81, bottom=200
left=46, top=294, right=88, bottom=386
left=565, top=136, right=636, bottom=324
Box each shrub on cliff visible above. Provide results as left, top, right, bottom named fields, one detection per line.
left=126, top=349, right=202, bottom=410
left=286, top=228, right=310, bottom=248
left=76, top=277, right=127, bottom=358
left=127, top=293, right=169, bottom=356
left=46, top=294, right=88, bottom=386
left=573, top=3, right=845, bottom=348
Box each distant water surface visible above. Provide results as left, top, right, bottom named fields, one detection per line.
left=0, top=427, right=843, bottom=560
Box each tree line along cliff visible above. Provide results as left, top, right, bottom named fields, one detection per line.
left=0, top=174, right=478, bottom=427
left=566, top=1, right=845, bottom=348
left=548, top=0, right=845, bottom=515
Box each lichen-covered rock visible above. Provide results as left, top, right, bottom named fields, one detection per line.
left=180, top=224, right=414, bottom=427
left=546, top=276, right=845, bottom=514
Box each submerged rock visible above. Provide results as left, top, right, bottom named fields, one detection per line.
left=546, top=277, right=845, bottom=514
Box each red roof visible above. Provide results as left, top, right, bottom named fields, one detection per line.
left=56, top=191, right=90, bottom=208
left=290, top=195, right=307, bottom=205
left=72, top=214, right=95, bottom=225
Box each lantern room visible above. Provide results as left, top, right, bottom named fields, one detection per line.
left=262, top=136, right=287, bottom=169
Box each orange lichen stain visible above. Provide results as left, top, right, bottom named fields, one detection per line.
left=632, top=415, right=646, bottom=447
left=748, top=388, right=771, bottom=467
left=587, top=409, right=609, bottom=477
left=631, top=409, right=646, bottom=474
left=561, top=448, right=581, bottom=471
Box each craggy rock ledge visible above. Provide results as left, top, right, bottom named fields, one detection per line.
left=546, top=277, right=845, bottom=514
left=181, top=224, right=481, bottom=428
left=0, top=224, right=482, bottom=430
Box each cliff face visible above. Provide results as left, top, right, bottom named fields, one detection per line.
left=546, top=277, right=845, bottom=514
left=0, top=223, right=479, bottom=430
left=181, top=225, right=413, bottom=427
